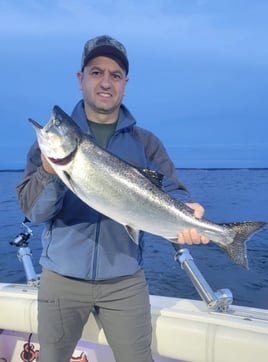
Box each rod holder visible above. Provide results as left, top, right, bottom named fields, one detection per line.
left=175, top=248, right=233, bottom=312
left=10, top=220, right=40, bottom=287
left=17, top=247, right=39, bottom=286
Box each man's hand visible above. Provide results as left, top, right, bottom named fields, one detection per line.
left=176, top=203, right=210, bottom=245
left=41, top=153, right=57, bottom=175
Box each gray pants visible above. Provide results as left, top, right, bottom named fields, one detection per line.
left=37, top=268, right=153, bottom=362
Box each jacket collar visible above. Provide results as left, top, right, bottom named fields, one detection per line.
left=71, top=99, right=136, bottom=134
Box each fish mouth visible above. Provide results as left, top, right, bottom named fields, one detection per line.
left=48, top=149, right=76, bottom=166
left=29, top=118, right=43, bottom=130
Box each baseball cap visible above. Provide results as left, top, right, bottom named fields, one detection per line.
left=81, top=35, right=129, bottom=74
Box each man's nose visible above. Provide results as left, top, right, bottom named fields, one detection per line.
left=100, top=72, right=111, bottom=88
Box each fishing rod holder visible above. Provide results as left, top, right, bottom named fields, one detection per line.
left=10, top=220, right=40, bottom=287
left=175, top=248, right=233, bottom=312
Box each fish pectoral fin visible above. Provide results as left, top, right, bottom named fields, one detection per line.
left=125, top=226, right=140, bottom=245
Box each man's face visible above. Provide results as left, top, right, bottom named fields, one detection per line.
left=77, top=56, right=128, bottom=122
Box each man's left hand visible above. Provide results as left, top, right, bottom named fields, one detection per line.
left=176, top=203, right=210, bottom=245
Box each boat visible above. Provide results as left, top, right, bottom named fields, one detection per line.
left=1, top=221, right=268, bottom=362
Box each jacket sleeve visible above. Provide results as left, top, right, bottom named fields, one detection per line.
left=16, top=141, right=67, bottom=223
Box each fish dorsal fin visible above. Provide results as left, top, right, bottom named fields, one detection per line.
left=81, top=135, right=164, bottom=188
left=122, top=157, right=164, bottom=188
left=136, top=167, right=164, bottom=188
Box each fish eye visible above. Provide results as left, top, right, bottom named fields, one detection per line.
left=53, top=117, right=61, bottom=127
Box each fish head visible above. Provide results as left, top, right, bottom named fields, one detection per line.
left=29, top=106, right=82, bottom=168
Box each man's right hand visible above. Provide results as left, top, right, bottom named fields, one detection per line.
left=41, top=153, right=57, bottom=175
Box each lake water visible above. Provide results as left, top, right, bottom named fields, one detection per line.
left=0, top=169, right=268, bottom=309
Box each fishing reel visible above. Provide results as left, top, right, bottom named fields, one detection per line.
left=10, top=218, right=39, bottom=287
left=10, top=218, right=33, bottom=248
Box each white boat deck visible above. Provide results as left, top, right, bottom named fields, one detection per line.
left=1, top=283, right=268, bottom=362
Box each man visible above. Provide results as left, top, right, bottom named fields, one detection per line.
left=16, top=35, right=209, bottom=362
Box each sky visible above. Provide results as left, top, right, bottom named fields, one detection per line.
left=0, top=0, right=268, bottom=169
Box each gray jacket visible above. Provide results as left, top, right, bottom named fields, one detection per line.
left=16, top=101, right=190, bottom=280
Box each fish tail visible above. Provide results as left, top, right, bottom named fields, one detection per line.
left=221, top=221, right=267, bottom=269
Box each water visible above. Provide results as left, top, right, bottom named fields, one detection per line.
left=0, top=169, right=268, bottom=309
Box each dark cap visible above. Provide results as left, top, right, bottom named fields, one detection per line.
left=81, top=35, right=129, bottom=74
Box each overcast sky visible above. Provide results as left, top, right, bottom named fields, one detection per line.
left=0, top=0, right=267, bottom=169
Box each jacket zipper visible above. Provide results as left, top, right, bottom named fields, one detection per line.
left=91, top=213, right=102, bottom=279
left=90, top=130, right=117, bottom=279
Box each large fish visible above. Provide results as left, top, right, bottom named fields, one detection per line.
left=29, top=106, right=267, bottom=268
